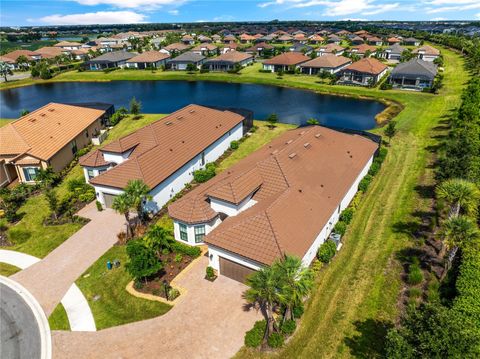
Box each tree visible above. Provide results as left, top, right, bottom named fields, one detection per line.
left=129, top=97, right=141, bottom=115
left=0, top=61, right=13, bottom=82
left=16, top=55, right=29, bottom=70
left=441, top=215, right=479, bottom=250
left=306, top=118, right=320, bottom=125
left=112, top=193, right=134, bottom=239
left=143, top=225, right=175, bottom=255
left=266, top=113, right=278, bottom=129
left=123, top=179, right=151, bottom=223
left=436, top=179, right=480, bottom=218
left=20, top=109, right=30, bottom=116
left=125, top=239, right=162, bottom=283
left=35, top=167, right=58, bottom=188
left=384, top=121, right=397, bottom=144
left=186, top=63, right=197, bottom=72
left=274, top=256, right=314, bottom=322
left=244, top=265, right=280, bottom=339
left=45, top=189, right=59, bottom=220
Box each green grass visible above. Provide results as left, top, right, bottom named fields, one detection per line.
left=76, top=245, right=172, bottom=330
left=234, top=47, right=468, bottom=359
left=0, top=40, right=57, bottom=53
left=48, top=303, right=71, bottom=331
left=0, top=262, right=21, bottom=276
left=0, top=118, right=14, bottom=127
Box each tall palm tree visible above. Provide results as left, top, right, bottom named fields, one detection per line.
left=275, top=255, right=314, bottom=322
left=112, top=193, right=133, bottom=239
left=436, top=179, right=480, bottom=218
left=144, top=225, right=174, bottom=255
left=244, top=265, right=280, bottom=339
left=124, top=179, right=152, bottom=223
left=441, top=215, right=479, bottom=250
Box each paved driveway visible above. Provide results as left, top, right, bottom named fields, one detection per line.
left=12, top=203, right=125, bottom=316
left=52, top=255, right=260, bottom=359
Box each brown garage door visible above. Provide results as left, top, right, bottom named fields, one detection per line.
left=103, top=193, right=117, bottom=208
left=219, top=257, right=256, bottom=284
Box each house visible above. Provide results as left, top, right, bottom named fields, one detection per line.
left=71, top=49, right=90, bottom=60
left=86, top=51, right=135, bottom=70
left=212, top=34, right=222, bottom=43
left=160, top=43, right=190, bottom=56
left=403, top=37, right=421, bottom=46
left=316, top=43, right=345, bottom=57
left=35, top=46, right=65, bottom=59
left=221, top=43, right=238, bottom=54
left=300, top=54, right=352, bottom=75
left=308, top=34, right=325, bottom=44
left=349, top=35, right=364, bottom=45
left=223, top=35, right=237, bottom=44
left=1, top=50, right=41, bottom=69
left=245, top=42, right=274, bottom=57
left=126, top=51, right=170, bottom=69
left=412, top=45, right=440, bottom=62
left=197, top=35, right=212, bottom=43
left=327, top=34, right=342, bottom=44
left=349, top=44, right=378, bottom=58
left=277, top=34, right=293, bottom=43
left=355, top=30, right=369, bottom=37
left=204, top=52, right=253, bottom=71
left=54, top=41, right=82, bottom=50
left=387, top=37, right=402, bottom=45
left=336, top=30, right=351, bottom=36
left=0, top=103, right=112, bottom=187
left=0, top=56, right=16, bottom=70
left=382, top=43, right=406, bottom=61
left=191, top=44, right=218, bottom=56
left=262, top=52, right=310, bottom=72
left=389, top=59, right=438, bottom=90
left=168, top=126, right=378, bottom=283
left=181, top=35, right=195, bottom=46
left=168, top=51, right=206, bottom=70
left=81, top=105, right=246, bottom=211
left=366, top=36, right=383, bottom=46
left=339, top=58, right=388, bottom=86
left=293, top=33, right=308, bottom=44
left=289, top=43, right=314, bottom=55
left=239, top=33, right=256, bottom=43
left=95, top=37, right=123, bottom=48
left=258, top=34, right=276, bottom=43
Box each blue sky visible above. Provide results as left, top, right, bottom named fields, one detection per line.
left=1, top=0, right=479, bottom=26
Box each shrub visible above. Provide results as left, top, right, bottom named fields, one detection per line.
left=206, top=266, right=215, bottom=279
left=408, top=287, right=422, bottom=298
left=334, top=221, right=347, bottom=236
left=339, top=208, right=354, bottom=224
left=358, top=175, right=373, bottom=192
left=76, top=147, right=91, bottom=157
left=168, top=287, right=180, bottom=300
left=96, top=200, right=103, bottom=211
left=281, top=319, right=296, bottom=335
left=368, top=162, right=381, bottom=176
left=8, top=228, right=31, bottom=244
left=267, top=332, right=284, bottom=348
left=125, top=239, right=163, bottom=281
left=174, top=253, right=183, bottom=263
left=230, top=140, right=239, bottom=150
left=377, top=147, right=388, bottom=163
left=408, top=263, right=423, bottom=285
left=317, top=240, right=337, bottom=263
left=171, top=241, right=201, bottom=257
left=293, top=302, right=304, bottom=319
left=133, top=280, right=144, bottom=290
left=193, top=163, right=216, bottom=183
left=245, top=320, right=266, bottom=348
left=311, top=260, right=323, bottom=273
left=350, top=193, right=362, bottom=209
left=78, top=189, right=96, bottom=203
left=380, top=81, right=393, bottom=90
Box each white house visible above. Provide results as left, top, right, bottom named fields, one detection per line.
left=80, top=105, right=245, bottom=212
left=412, top=45, right=440, bottom=62
left=168, top=126, right=379, bottom=283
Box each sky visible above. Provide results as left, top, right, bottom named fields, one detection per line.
left=1, top=0, right=479, bottom=27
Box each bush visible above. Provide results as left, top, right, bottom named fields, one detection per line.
left=96, top=200, right=103, bottom=211
left=281, top=319, right=296, bottom=335
left=293, top=302, right=304, bottom=319
left=311, top=260, right=323, bottom=273
left=133, top=280, right=144, bottom=290
left=368, top=162, right=381, bottom=176
left=174, top=253, right=183, bottom=263
left=334, top=221, right=347, bottom=236
left=193, top=163, right=216, bottom=183
left=267, top=332, right=284, bottom=348
left=78, top=189, right=96, bottom=203
left=245, top=320, right=266, bottom=348
left=76, top=147, right=91, bottom=158
left=358, top=175, right=373, bottom=192
left=168, top=287, right=180, bottom=300
left=171, top=241, right=201, bottom=257
left=408, top=263, right=423, bottom=285
left=408, top=287, right=422, bottom=298
left=230, top=140, right=239, bottom=150
left=317, top=240, right=337, bottom=263
left=206, top=266, right=215, bottom=279
left=377, top=147, right=388, bottom=163
left=380, top=81, right=393, bottom=90
left=339, top=208, right=354, bottom=224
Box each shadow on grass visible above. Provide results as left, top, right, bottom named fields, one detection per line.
left=344, top=319, right=393, bottom=358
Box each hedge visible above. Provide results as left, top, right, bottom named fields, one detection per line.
left=244, top=320, right=266, bottom=348
left=170, top=241, right=201, bottom=258
left=317, top=240, right=337, bottom=263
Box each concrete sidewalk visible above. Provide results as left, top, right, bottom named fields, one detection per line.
left=12, top=203, right=124, bottom=316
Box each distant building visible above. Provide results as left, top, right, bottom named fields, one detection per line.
left=389, top=59, right=438, bottom=90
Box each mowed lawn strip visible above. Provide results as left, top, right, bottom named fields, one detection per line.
left=0, top=262, right=21, bottom=276
left=48, top=303, right=71, bottom=331
left=234, top=47, right=467, bottom=359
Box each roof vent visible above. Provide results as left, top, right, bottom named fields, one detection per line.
left=189, top=110, right=195, bottom=114
left=166, top=121, right=173, bottom=126
left=286, top=139, right=293, bottom=145
left=315, top=133, right=321, bottom=138
left=48, top=108, right=55, bottom=112
left=177, top=116, right=184, bottom=120
left=300, top=130, right=306, bottom=135
left=39, top=113, right=46, bottom=117
left=304, top=142, right=311, bottom=148
left=288, top=152, right=297, bottom=159
left=271, top=149, right=279, bottom=155
left=29, top=118, right=36, bottom=122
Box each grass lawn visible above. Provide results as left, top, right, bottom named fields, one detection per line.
left=0, top=262, right=21, bottom=276
left=48, top=303, right=71, bottom=331
left=234, top=47, right=468, bottom=358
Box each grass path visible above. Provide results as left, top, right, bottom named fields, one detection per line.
left=235, top=48, right=468, bottom=359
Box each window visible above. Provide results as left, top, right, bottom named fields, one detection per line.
left=87, top=169, right=95, bottom=180
left=85, top=130, right=89, bottom=138
left=201, top=152, right=205, bottom=166
left=179, top=223, right=188, bottom=241
left=70, top=140, right=78, bottom=155
left=194, top=225, right=206, bottom=243
left=23, top=167, right=39, bottom=182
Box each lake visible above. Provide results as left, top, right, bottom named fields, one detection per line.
left=0, top=81, right=384, bottom=129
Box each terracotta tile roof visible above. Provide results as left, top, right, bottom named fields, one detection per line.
left=207, top=168, right=263, bottom=204
left=169, top=126, right=378, bottom=265
left=89, top=105, right=244, bottom=190
left=246, top=42, right=274, bottom=52
left=14, top=155, right=41, bottom=165
left=300, top=54, right=351, bottom=69
left=163, top=43, right=189, bottom=52
left=2, top=50, right=40, bottom=62
left=126, top=51, right=170, bottom=63
left=0, top=56, right=15, bottom=64
left=351, top=44, right=378, bottom=54
left=263, top=52, right=310, bottom=66
left=388, top=37, right=401, bottom=43
left=318, top=43, right=345, bottom=53
left=0, top=103, right=105, bottom=160
left=412, top=45, right=440, bottom=56
left=309, top=35, right=325, bottom=42
left=35, top=46, right=64, bottom=59
left=79, top=149, right=111, bottom=167
left=54, top=41, right=82, bottom=47
left=206, top=52, right=253, bottom=63
left=240, top=33, right=256, bottom=41
left=278, top=35, right=293, bottom=41
left=191, top=44, right=217, bottom=51
left=343, top=57, right=388, bottom=75
left=224, top=35, right=237, bottom=41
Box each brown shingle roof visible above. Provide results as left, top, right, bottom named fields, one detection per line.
left=126, top=51, right=170, bottom=63
left=343, top=58, right=388, bottom=75
left=263, top=52, right=310, bottom=66
left=169, top=127, right=378, bottom=265
left=300, top=54, right=351, bottom=69
left=0, top=103, right=105, bottom=160
left=89, top=105, right=245, bottom=190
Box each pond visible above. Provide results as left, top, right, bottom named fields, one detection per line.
left=0, top=81, right=385, bottom=129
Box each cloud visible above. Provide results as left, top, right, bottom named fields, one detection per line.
left=426, top=2, right=480, bottom=13
left=340, top=17, right=368, bottom=21
left=75, top=0, right=181, bottom=9
left=168, top=9, right=179, bottom=15
left=476, top=12, right=480, bottom=19
left=431, top=16, right=447, bottom=20
left=427, top=0, right=478, bottom=4
left=38, top=11, right=146, bottom=25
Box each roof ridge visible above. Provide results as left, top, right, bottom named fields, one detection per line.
left=264, top=210, right=285, bottom=258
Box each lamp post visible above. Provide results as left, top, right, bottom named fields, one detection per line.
left=163, top=279, right=169, bottom=301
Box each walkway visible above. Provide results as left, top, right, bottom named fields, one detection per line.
left=11, top=202, right=125, bottom=317
left=53, top=255, right=260, bottom=359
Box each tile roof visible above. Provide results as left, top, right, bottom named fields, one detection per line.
left=168, top=51, right=205, bottom=63
left=54, top=41, right=82, bottom=47
left=191, top=44, right=217, bottom=51
left=351, top=44, right=378, bottom=54
left=88, top=105, right=244, bottom=190
left=126, top=51, right=170, bottom=63
left=89, top=51, right=135, bottom=63
left=385, top=43, right=406, bottom=53
left=79, top=149, right=111, bottom=167
left=318, top=43, right=345, bottom=53
left=169, top=126, right=378, bottom=265
left=162, top=43, right=190, bottom=52
left=246, top=42, right=274, bottom=52
left=300, top=54, right=351, bottom=68
left=343, top=58, right=388, bottom=75
left=390, top=59, right=438, bottom=79
left=2, top=50, right=40, bottom=62
left=264, top=52, right=310, bottom=66
left=35, top=46, right=64, bottom=59
left=412, top=45, right=440, bottom=56
left=0, top=103, right=105, bottom=160
left=206, top=52, right=253, bottom=63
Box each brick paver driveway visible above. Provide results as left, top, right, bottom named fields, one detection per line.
left=52, top=255, right=260, bottom=359
left=12, top=203, right=125, bottom=316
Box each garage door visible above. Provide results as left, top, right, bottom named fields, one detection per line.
left=219, top=257, right=256, bottom=284
left=103, top=193, right=118, bottom=208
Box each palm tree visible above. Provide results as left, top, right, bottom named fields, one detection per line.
left=124, top=179, right=151, bottom=223
left=436, top=179, right=480, bottom=218
left=144, top=225, right=174, bottom=255
left=112, top=193, right=133, bottom=239
left=441, top=215, right=479, bottom=250
left=274, top=255, right=314, bottom=322
left=16, top=55, right=29, bottom=71
left=244, top=266, right=280, bottom=339
left=0, top=61, right=13, bottom=82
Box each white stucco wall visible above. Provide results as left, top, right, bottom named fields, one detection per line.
left=102, top=150, right=133, bottom=165
left=210, top=196, right=257, bottom=217
left=207, top=245, right=263, bottom=273
left=83, top=166, right=110, bottom=184
left=173, top=217, right=221, bottom=246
